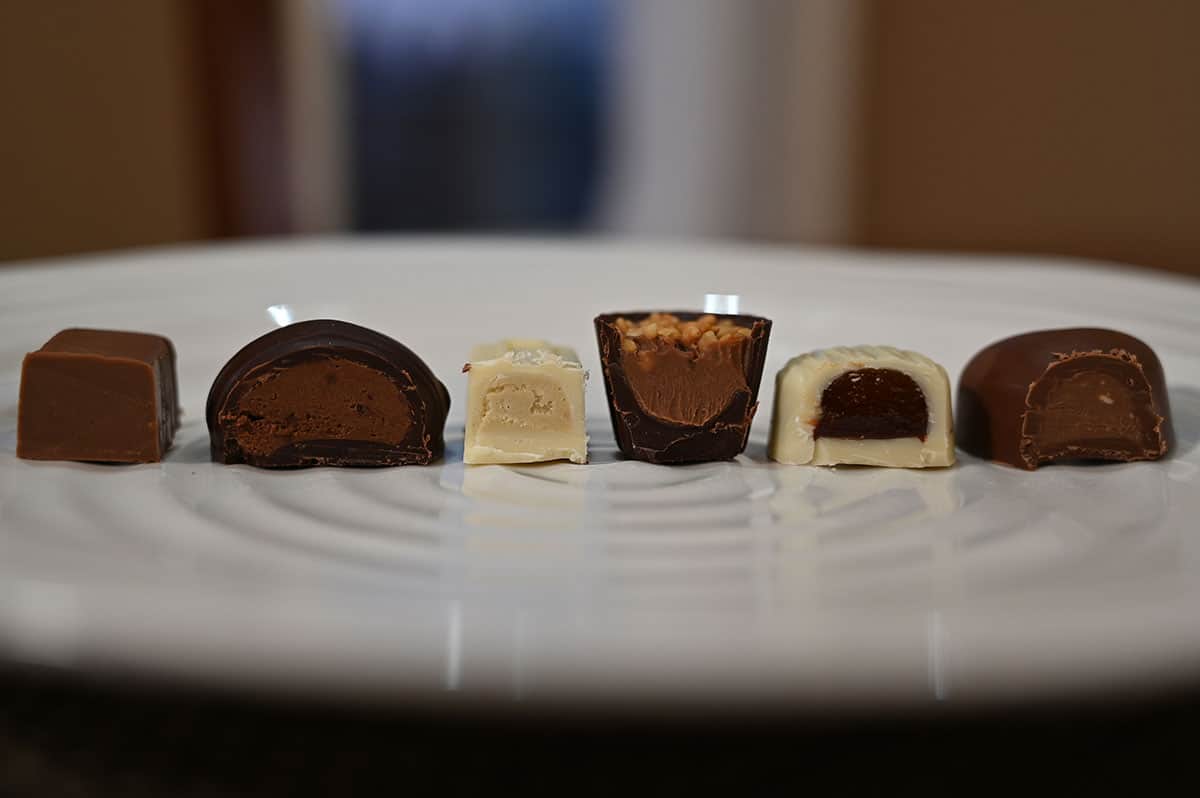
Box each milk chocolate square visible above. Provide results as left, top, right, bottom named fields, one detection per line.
left=17, top=329, right=180, bottom=463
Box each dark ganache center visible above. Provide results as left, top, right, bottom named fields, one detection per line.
left=814, top=368, right=928, bottom=440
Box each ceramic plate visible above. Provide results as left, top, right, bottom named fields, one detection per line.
left=2, top=239, right=1198, bottom=709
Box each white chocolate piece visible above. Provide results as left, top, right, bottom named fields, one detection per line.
left=768, top=345, right=955, bottom=467
left=463, top=339, right=588, bottom=465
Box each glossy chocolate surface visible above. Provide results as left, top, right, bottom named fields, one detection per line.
left=207, top=320, right=449, bottom=467
left=18, top=328, right=180, bottom=463
left=956, top=328, right=1171, bottom=469
left=594, top=311, right=771, bottom=464
left=815, top=368, right=929, bottom=441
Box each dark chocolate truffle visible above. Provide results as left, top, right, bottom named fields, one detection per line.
left=594, top=311, right=771, bottom=464
left=207, top=320, right=449, bottom=467
left=956, top=328, right=1172, bottom=470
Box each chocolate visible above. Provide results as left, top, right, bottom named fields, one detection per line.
left=956, top=328, right=1172, bottom=469
left=206, top=320, right=449, bottom=467
left=769, top=346, right=955, bottom=468
left=463, top=339, right=588, bottom=465
left=17, top=328, right=180, bottom=463
left=814, top=368, right=929, bottom=440
left=594, top=311, right=771, bottom=464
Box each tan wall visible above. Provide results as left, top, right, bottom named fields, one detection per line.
left=0, top=1, right=213, bottom=262
left=4, top=2, right=1198, bottom=275
left=860, top=1, right=1200, bottom=275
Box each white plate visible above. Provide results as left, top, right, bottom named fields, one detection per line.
left=1, top=238, right=1198, bottom=710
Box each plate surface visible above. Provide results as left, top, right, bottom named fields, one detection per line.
left=1, top=238, right=1199, bottom=709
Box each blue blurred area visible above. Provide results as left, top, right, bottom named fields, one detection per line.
left=347, top=0, right=610, bottom=231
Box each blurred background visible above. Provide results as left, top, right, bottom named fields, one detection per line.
left=2, top=0, right=1199, bottom=275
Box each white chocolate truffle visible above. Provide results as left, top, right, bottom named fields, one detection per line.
left=463, top=339, right=588, bottom=465
left=768, top=345, right=955, bottom=467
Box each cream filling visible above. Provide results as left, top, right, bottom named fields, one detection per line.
left=463, top=342, right=588, bottom=465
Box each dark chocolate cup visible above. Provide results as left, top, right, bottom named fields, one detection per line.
left=594, top=311, right=772, bottom=464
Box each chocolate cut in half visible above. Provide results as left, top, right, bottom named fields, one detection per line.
left=18, top=328, right=181, bottom=463
left=207, top=319, right=449, bottom=467
left=768, top=346, right=955, bottom=467
left=462, top=339, right=588, bottom=465
left=956, top=327, right=1171, bottom=470
left=594, top=311, right=772, bottom=464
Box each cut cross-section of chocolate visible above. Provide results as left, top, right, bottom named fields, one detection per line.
left=957, top=328, right=1171, bottom=469
left=594, top=311, right=772, bottom=464
left=207, top=319, right=449, bottom=467
left=814, top=368, right=930, bottom=441
left=18, top=328, right=181, bottom=463
left=769, top=346, right=955, bottom=467
left=463, top=338, right=588, bottom=465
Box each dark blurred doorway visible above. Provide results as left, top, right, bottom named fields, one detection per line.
left=345, top=0, right=609, bottom=232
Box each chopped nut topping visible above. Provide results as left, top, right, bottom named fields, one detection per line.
left=614, top=312, right=752, bottom=352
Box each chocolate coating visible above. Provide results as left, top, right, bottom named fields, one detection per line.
left=956, top=328, right=1172, bottom=469
left=815, top=368, right=928, bottom=441
left=207, top=320, right=449, bottom=467
left=18, top=328, right=180, bottom=463
left=594, top=311, right=771, bottom=464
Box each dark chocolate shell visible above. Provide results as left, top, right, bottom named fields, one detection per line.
left=206, top=319, right=449, bottom=467
left=594, top=311, right=772, bottom=464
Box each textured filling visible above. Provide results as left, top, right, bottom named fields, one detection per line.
left=478, top=378, right=573, bottom=438
left=226, top=358, right=412, bottom=457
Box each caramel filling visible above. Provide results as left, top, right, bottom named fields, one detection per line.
left=225, top=357, right=412, bottom=457
left=614, top=313, right=753, bottom=427
left=622, top=341, right=749, bottom=427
